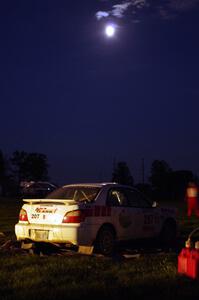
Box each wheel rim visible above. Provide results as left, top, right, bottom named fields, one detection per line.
left=99, top=230, right=114, bottom=255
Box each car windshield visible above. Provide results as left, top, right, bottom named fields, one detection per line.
left=46, top=186, right=100, bottom=203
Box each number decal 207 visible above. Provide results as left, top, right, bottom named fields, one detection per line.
left=31, top=213, right=39, bottom=219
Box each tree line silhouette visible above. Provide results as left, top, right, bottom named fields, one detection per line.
left=112, top=160, right=197, bottom=202
left=0, top=149, right=197, bottom=201
left=0, top=150, right=48, bottom=196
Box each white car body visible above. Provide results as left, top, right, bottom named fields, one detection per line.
left=15, top=183, right=177, bottom=249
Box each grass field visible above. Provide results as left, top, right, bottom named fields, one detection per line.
left=0, top=197, right=199, bottom=300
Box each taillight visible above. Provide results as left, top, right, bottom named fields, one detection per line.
left=62, top=210, right=86, bottom=223
left=19, top=209, right=29, bottom=222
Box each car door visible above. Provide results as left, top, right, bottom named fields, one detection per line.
left=121, top=188, right=146, bottom=239
left=126, top=189, right=160, bottom=238
left=106, top=188, right=140, bottom=240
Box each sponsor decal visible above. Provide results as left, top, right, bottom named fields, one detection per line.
left=144, top=214, right=160, bottom=225
left=35, top=207, right=57, bottom=214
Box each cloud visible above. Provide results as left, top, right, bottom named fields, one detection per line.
left=95, top=0, right=199, bottom=21
left=96, top=11, right=110, bottom=20
left=112, top=2, right=132, bottom=18
left=95, top=0, right=147, bottom=20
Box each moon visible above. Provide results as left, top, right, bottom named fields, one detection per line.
left=105, top=25, right=116, bottom=37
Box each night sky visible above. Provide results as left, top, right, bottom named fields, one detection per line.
left=1, top=0, right=199, bottom=185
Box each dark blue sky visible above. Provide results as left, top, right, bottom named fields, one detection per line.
left=1, top=0, right=199, bottom=184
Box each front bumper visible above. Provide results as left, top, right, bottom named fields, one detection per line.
left=15, top=222, right=93, bottom=246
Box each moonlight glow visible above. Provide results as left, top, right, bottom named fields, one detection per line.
left=105, top=25, right=115, bottom=37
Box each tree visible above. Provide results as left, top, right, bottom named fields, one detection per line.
left=22, top=153, right=49, bottom=181
left=0, top=150, right=7, bottom=196
left=112, top=161, right=134, bottom=186
left=10, top=151, right=27, bottom=183
left=168, top=170, right=195, bottom=201
left=135, top=183, right=153, bottom=200
left=10, top=151, right=49, bottom=183
left=149, top=160, right=172, bottom=200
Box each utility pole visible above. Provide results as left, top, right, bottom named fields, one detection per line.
left=142, top=158, right=145, bottom=185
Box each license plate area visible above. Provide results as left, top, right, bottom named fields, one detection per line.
left=31, top=230, right=49, bottom=240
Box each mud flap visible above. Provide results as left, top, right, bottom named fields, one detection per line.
left=21, top=241, right=34, bottom=250
left=78, top=245, right=94, bottom=255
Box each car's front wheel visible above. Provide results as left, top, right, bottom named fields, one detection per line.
left=95, top=225, right=116, bottom=256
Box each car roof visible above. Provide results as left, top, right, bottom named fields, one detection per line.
left=62, top=182, right=134, bottom=189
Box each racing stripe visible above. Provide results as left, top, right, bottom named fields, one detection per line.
left=85, top=206, right=112, bottom=217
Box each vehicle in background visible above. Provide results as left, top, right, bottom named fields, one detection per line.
left=20, top=181, right=57, bottom=198
left=15, top=182, right=177, bottom=255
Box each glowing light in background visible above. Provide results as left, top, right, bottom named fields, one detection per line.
left=105, top=24, right=116, bottom=37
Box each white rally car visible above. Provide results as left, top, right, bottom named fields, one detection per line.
left=15, top=183, right=177, bottom=255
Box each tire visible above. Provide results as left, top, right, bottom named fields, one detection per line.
left=95, top=226, right=116, bottom=256
left=159, top=219, right=177, bottom=249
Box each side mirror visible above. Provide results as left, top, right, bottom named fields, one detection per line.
left=152, top=201, right=158, bottom=208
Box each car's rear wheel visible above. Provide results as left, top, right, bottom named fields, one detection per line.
left=95, top=226, right=116, bottom=256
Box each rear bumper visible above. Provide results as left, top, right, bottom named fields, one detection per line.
left=15, top=222, right=94, bottom=246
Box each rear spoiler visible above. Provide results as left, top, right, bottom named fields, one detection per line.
left=23, top=199, right=76, bottom=205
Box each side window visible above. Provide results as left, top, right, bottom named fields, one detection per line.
left=107, top=189, right=128, bottom=207
left=32, top=183, right=41, bottom=189
left=125, top=189, right=151, bottom=208
left=136, top=192, right=152, bottom=208
left=125, top=189, right=140, bottom=207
